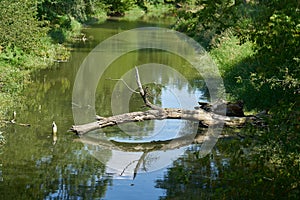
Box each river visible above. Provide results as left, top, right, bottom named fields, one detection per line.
left=0, top=19, right=246, bottom=199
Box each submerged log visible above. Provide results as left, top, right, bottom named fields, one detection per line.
left=70, top=67, right=253, bottom=135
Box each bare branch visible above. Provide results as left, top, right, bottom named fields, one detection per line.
left=70, top=66, right=255, bottom=136
left=107, top=78, right=139, bottom=94
left=135, top=66, right=144, bottom=96
left=134, top=67, right=163, bottom=110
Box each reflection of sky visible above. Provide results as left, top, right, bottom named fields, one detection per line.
left=96, top=80, right=200, bottom=181
left=99, top=72, right=200, bottom=181
left=104, top=169, right=166, bottom=200
left=84, top=66, right=204, bottom=199
left=161, top=84, right=198, bottom=109
left=105, top=148, right=186, bottom=176
left=103, top=148, right=187, bottom=200
left=87, top=57, right=208, bottom=198
left=112, top=80, right=201, bottom=142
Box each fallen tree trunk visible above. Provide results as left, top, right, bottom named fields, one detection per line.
left=70, top=67, right=254, bottom=135
left=70, top=108, right=250, bottom=135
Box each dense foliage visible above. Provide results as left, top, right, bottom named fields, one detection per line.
left=0, top=0, right=47, bottom=53
left=156, top=0, right=300, bottom=198
left=174, top=0, right=299, bottom=110
left=0, top=0, right=177, bottom=115
left=156, top=129, right=300, bottom=199
left=0, top=0, right=125, bottom=117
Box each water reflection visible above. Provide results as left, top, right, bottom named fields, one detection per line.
left=78, top=119, right=199, bottom=179
left=0, top=19, right=211, bottom=199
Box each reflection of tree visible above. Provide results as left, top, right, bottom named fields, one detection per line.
left=76, top=126, right=220, bottom=180
left=156, top=153, right=211, bottom=199
left=155, top=128, right=298, bottom=199
left=95, top=49, right=207, bottom=117
left=42, top=150, right=110, bottom=199
left=0, top=49, right=113, bottom=198
left=0, top=128, right=111, bottom=199
left=155, top=137, right=238, bottom=199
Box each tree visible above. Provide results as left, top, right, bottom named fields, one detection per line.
left=0, top=0, right=47, bottom=53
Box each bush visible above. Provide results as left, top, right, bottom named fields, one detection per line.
left=0, top=0, right=48, bottom=53
left=173, top=0, right=299, bottom=111
left=103, top=0, right=136, bottom=16
left=246, top=0, right=300, bottom=96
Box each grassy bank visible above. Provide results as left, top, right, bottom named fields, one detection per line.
left=173, top=0, right=299, bottom=111
left=0, top=41, right=69, bottom=118
left=209, top=32, right=299, bottom=197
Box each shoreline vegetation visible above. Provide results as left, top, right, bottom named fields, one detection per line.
left=0, top=0, right=299, bottom=197
left=0, top=0, right=175, bottom=121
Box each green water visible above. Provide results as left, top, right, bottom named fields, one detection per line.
left=0, top=19, right=209, bottom=199
left=0, top=19, right=269, bottom=200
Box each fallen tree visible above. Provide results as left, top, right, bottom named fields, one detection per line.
left=70, top=67, right=256, bottom=135
left=70, top=108, right=252, bottom=135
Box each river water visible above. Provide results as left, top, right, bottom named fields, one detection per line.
left=0, top=19, right=239, bottom=199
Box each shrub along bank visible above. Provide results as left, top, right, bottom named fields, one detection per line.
left=0, top=0, right=178, bottom=120
left=170, top=0, right=300, bottom=197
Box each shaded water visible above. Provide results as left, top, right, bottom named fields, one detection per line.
left=0, top=19, right=238, bottom=199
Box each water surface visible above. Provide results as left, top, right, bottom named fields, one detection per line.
left=0, top=19, right=212, bottom=199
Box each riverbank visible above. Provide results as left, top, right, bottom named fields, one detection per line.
left=0, top=1, right=77, bottom=121
left=0, top=1, right=178, bottom=123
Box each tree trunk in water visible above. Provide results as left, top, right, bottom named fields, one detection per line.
left=70, top=67, right=254, bottom=135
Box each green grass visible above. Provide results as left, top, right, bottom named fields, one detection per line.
left=144, top=3, right=173, bottom=19
left=122, top=3, right=174, bottom=22
left=211, top=36, right=297, bottom=112
left=208, top=31, right=256, bottom=108
left=123, top=6, right=145, bottom=21
left=210, top=32, right=254, bottom=76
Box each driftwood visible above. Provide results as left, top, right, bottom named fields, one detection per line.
left=70, top=67, right=254, bottom=135
left=0, top=111, right=31, bottom=127
left=69, top=67, right=267, bottom=179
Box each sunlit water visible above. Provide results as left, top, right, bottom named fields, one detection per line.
left=0, top=19, right=226, bottom=199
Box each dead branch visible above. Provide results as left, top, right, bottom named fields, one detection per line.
left=107, top=78, right=139, bottom=94
left=70, top=67, right=254, bottom=135
left=135, top=67, right=163, bottom=111
left=70, top=108, right=250, bottom=135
